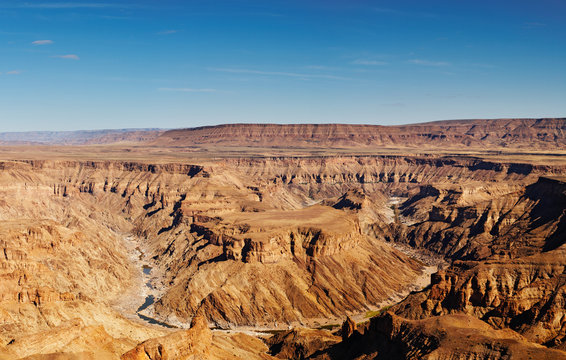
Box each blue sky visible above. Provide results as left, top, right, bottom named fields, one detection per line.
left=0, top=0, right=565, bottom=131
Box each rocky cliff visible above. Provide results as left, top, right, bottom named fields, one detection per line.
left=0, top=148, right=565, bottom=358
left=309, top=313, right=566, bottom=359
left=153, top=118, right=566, bottom=150
left=375, top=176, right=566, bottom=349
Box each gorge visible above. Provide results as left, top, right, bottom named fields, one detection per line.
left=0, top=119, right=565, bottom=359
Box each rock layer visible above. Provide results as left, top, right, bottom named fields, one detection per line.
left=0, top=143, right=565, bottom=358
left=153, top=119, right=566, bottom=150
left=383, top=176, right=566, bottom=347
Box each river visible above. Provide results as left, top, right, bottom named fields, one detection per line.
left=113, top=236, right=176, bottom=329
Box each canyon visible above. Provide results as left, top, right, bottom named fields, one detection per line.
left=0, top=119, right=565, bottom=359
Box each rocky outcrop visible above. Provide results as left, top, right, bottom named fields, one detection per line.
left=392, top=248, right=566, bottom=346
left=342, top=313, right=566, bottom=359
left=341, top=316, right=356, bottom=341
left=2, top=318, right=139, bottom=360
left=382, top=176, right=566, bottom=347
left=153, top=215, right=423, bottom=327
left=140, top=195, right=425, bottom=327
left=267, top=327, right=341, bottom=359
left=388, top=176, right=566, bottom=260
left=121, top=313, right=212, bottom=360
left=214, top=210, right=364, bottom=264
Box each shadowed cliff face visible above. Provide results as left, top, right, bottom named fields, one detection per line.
left=0, top=153, right=565, bottom=359
left=237, top=165, right=565, bottom=359
left=380, top=176, right=566, bottom=261
left=308, top=313, right=566, bottom=360
left=367, top=176, right=566, bottom=349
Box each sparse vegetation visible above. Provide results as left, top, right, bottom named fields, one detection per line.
left=317, top=323, right=339, bottom=331
left=365, top=306, right=392, bottom=319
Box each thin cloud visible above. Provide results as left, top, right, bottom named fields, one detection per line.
left=408, top=59, right=450, bottom=67
left=305, top=65, right=338, bottom=70
left=210, top=67, right=351, bottom=80
left=157, top=30, right=178, bottom=35
left=99, top=15, right=133, bottom=20
left=52, top=54, right=80, bottom=60
left=158, top=88, right=216, bottom=93
left=351, top=59, right=387, bottom=66
left=374, top=8, right=402, bottom=14
left=468, top=63, right=496, bottom=69
left=374, top=7, right=436, bottom=18
left=6, top=70, right=22, bottom=75
left=524, top=22, right=547, bottom=29
left=382, top=102, right=406, bottom=107
left=7, top=3, right=133, bottom=9
left=32, top=40, right=54, bottom=45
left=245, top=12, right=285, bottom=18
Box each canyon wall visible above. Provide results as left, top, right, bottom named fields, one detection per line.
left=1, top=152, right=565, bottom=358
left=153, top=118, right=566, bottom=150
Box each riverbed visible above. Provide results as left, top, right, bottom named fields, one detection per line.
left=112, top=235, right=175, bottom=329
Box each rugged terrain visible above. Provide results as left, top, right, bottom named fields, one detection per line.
left=0, top=119, right=565, bottom=359
left=153, top=118, right=566, bottom=150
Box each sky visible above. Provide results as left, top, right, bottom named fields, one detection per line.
left=0, top=0, right=565, bottom=131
